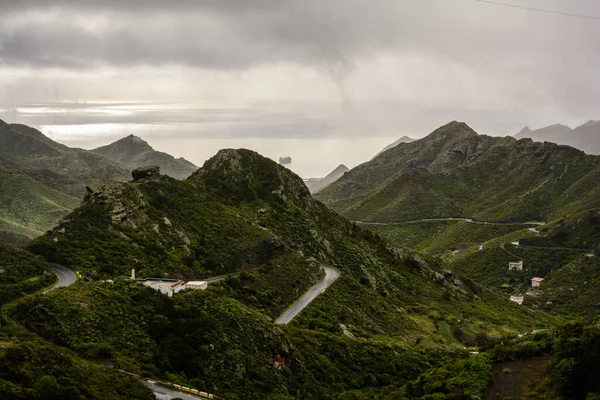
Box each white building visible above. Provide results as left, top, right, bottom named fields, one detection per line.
left=508, top=261, right=523, bottom=271
left=184, top=281, right=208, bottom=290
left=139, top=279, right=186, bottom=297
left=510, top=295, right=524, bottom=305
left=531, top=277, right=544, bottom=288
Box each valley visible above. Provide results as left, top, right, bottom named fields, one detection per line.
left=0, top=121, right=599, bottom=399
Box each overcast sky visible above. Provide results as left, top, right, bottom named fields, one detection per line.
left=1, top=0, right=599, bottom=176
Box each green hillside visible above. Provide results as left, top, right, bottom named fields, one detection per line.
left=0, top=320, right=154, bottom=399
left=0, top=148, right=561, bottom=398
left=0, top=121, right=200, bottom=243
left=0, top=121, right=131, bottom=198
left=0, top=165, right=81, bottom=244
left=317, top=121, right=600, bottom=250
left=0, top=243, right=55, bottom=302
left=26, top=149, right=546, bottom=340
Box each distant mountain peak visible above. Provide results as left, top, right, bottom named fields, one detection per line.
left=332, top=164, right=349, bottom=172
left=117, top=134, right=154, bottom=150
left=548, top=123, right=571, bottom=129
left=93, top=134, right=197, bottom=180
left=307, top=164, right=350, bottom=194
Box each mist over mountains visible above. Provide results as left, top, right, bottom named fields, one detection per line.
left=515, top=120, right=600, bottom=155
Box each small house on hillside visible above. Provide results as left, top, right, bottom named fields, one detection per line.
left=509, top=261, right=523, bottom=271
left=531, top=277, right=544, bottom=288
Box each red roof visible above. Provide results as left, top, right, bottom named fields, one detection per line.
left=170, top=280, right=185, bottom=288
left=531, top=277, right=544, bottom=282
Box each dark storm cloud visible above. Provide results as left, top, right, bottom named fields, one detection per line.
left=0, top=0, right=400, bottom=69
left=2, top=0, right=595, bottom=69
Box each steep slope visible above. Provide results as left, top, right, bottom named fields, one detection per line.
left=92, top=134, right=197, bottom=180
left=307, top=164, right=349, bottom=193
left=0, top=120, right=131, bottom=197
left=0, top=164, right=80, bottom=244
left=317, top=121, right=600, bottom=248
left=514, top=120, right=600, bottom=155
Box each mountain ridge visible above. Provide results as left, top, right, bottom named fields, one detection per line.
left=92, top=134, right=197, bottom=180
left=316, top=121, right=600, bottom=248
left=514, top=120, right=600, bottom=155
left=0, top=122, right=201, bottom=243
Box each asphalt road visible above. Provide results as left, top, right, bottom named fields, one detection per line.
left=43, top=266, right=77, bottom=293
left=275, top=266, right=340, bottom=325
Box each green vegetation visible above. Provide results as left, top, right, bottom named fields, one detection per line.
left=542, top=256, right=600, bottom=317
left=23, top=148, right=548, bottom=341
left=0, top=320, right=153, bottom=399
left=0, top=244, right=55, bottom=302
left=365, top=220, right=524, bottom=255
left=9, top=280, right=438, bottom=399
left=0, top=122, right=131, bottom=198
left=388, top=354, right=493, bottom=399
left=0, top=165, right=80, bottom=243
left=317, top=121, right=600, bottom=250
left=4, top=140, right=600, bottom=398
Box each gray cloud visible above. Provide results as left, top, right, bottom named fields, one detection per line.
left=1, top=0, right=599, bottom=138
left=2, top=1, right=596, bottom=69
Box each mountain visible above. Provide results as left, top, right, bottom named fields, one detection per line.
left=0, top=121, right=199, bottom=243
left=316, top=121, right=600, bottom=249
left=0, top=164, right=80, bottom=244
left=92, top=134, right=198, bottom=180
left=11, top=147, right=555, bottom=398
left=18, top=146, right=600, bottom=399
left=514, top=120, right=600, bottom=155
left=306, top=164, right=349, bottom=193
left=0, top=120, right=131, bottom=198
left=374, top=135, right=416, bottom=158
left=26, top=148, right=542, bottom=338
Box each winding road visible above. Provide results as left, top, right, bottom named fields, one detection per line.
left=275, top=266, right=340, bottom=325
left=43, top=266, right=77, bottom=293
left=356, top=218, right=545, bottom=227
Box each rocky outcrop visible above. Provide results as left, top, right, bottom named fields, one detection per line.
left=191, top=149, right=316, bottom=210
left=132, top=166, right=161, bottom=181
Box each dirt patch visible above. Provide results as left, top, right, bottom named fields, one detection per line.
left=484, top=357, right=550, bottom=400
